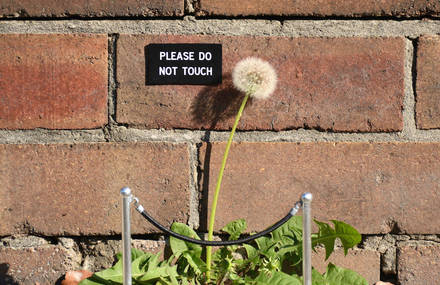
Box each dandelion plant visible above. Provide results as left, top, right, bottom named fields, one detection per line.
left=205, top=57, right=278, bottom=280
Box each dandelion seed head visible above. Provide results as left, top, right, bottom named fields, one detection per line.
left=232, top=57, right=277, bottom=100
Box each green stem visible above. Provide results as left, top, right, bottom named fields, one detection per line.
left=205, top=92, right=250, bottom=282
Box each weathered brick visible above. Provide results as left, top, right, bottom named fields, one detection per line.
left=416, top=35, right=440, bottom=129
left=200, top=142, right=440, bottom=234
left=398, top=242, right=440, bottom=285
left=0, top=0, right=183, bottom=18
left=0, top=142, right=190, bottom=235
left=198, top=0, right=440, bottom=17
left=117, top=35, right=404, bottom=132
left=0, top=34, right=108, bottom=130
left=0, top=246, right=69, bottom=284
left=312, top=248, right=380, bottom=284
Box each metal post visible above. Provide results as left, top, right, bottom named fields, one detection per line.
left=121, top=187, right=132, bottom=285
left=302, top=192, right=313, bottom=285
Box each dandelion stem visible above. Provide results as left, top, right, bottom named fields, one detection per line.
left=206, top=92, right=250, bottom=281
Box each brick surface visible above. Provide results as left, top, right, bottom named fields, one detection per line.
left=312, top=248, right=380, bottom=284
left=117, top=35, right=404, bottom=132
left=200, top=142, right=440, bottom=234
left=198, top=0, right=440, bottom=17
left=416, top=35, right=440, bottom=129
left=0, top=0, right=183, bottom=17
left=0, top=142, right=190, bottom=235
left=398, top=242, right=440, bottom=285
left=0, top=34, right=108, bottom=130
left=0, top=246, right=69, bottom=284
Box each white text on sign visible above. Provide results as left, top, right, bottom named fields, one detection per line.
left=159, top=66, right=213, bottom=76
left=158, top=50, right=214, bottom=77
left=159, top=51, right=212, bottom=61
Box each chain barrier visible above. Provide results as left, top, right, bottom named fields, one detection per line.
left=132, top=196, right=302, bottom=246
left=120, top=188, right=312, bottom=285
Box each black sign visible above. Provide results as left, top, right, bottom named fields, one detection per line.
left=145, top=43, right=222, bottom=85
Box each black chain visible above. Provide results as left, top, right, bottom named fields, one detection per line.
left=133, top=198, right=302, bottom=246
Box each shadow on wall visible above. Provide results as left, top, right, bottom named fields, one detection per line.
left=191, top=73, right=253, bottom=129
left=0, top=263, right=18, bottom=285
left=191, top=73, right=252, bottom=230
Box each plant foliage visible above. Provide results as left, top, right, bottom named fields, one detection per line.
left=79, top=217, right=366, bottom=285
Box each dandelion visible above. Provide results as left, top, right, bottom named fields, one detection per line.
left=206, top=57, right=277, bottom=281
left=232, top=57, right=277, bottom=99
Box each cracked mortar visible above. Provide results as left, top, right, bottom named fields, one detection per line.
left=78, top=238, right=166, bottom=272
left=363, top=234, right=413, bottom=276
left=58, top=238, right=82, bottom=269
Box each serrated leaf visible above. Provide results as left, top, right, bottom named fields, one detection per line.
left=132, top=252, right=154, bottom=277
left=79, top=274, right=114, bottom=285
left=132, top=248, right=148, bottom=261
left=82, top=259, right=123, bottom=284
left=311, top=268, right=328, bottom=285
left=222, top=219, right=247, bottom=240
left=271, top=216, right=303, bottom=246
left=323, top=263, right=368, bottom=285
left=169, top=223, right=202, bottom=257
left=254, top=271, right=302, bottom=285
left=134, top=254, right=180, bottom=283
left=255, top=236, right=277, bottom=254
left=80, top=248, right=151, bottom=285
left=313, top=220, right=361, bottom=260
left=182, top=251, right=206, bottom=275
left=243, top=244, right=258, bottom=260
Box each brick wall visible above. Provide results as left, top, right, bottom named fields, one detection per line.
left=1, top=1, right=440, bottom=284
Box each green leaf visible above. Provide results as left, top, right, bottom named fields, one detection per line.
left=254, top=271, right=302, bottom=285
left=254, top=216, right=303, bottom=262
left=271, top=216, right=303, bottom=246
left=182, top=251, right=206, bottom=275
left=169, top=223, right=202, bottom=257
left=313, top=220, right=361, bottom=260
left=254, top=236, right=277, bottom=254
left=79, top=249, right=161, bottom=285
left=79, top=276, right=114, bottom=285
left=79, top=259, right=123, bottom=284
left=323, top=263, right=368, bottom=285
left=132, top=253, right=154, bottom=277
left=311, top=268, right=327, bottom=285
left=222, top=219, right=247, bottom=240
left=132, top=253, right=180, bottom=284
left=243, top=244, right=258, bottom=260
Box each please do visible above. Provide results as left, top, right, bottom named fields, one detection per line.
left=158, top=51, right=214, bottom=76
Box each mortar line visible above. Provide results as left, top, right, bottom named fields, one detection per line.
left=102, top=33, right=118, bottom=142
left=401, top=38, right=417, bottom=139
left=3, top=128, right=440, bottom=144
left=1, top=19, right=440, bottom=37
left=108, top=33, right=118, bottom=125
left=188, top=143, right=200, bottom=229
left=1, top=13, right=438, bottom=22
left=0, top=129, right=106, bottom=144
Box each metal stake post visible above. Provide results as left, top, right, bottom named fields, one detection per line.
left=302, top=192, right=313, bottom=285
left=121, top=187, right=132, bottom=285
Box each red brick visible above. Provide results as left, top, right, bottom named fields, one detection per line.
left=0, top=0, right=183, bottom=17
left=416, top=35, right=440, bottom=129
left=198, top=0, right=440, bottom=17
left=0, top=34, right=108, bottom=130
left=0, top=142, right=190, bottom=235
left=398, top=242, right=440, bottom=285
left=117, top=35, right=404, bottom=132
left=312, top=248, right=380, bottom=284
left=200, top=142, right=440, bottom=234
left=0, top=246, right=69, bottom=284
